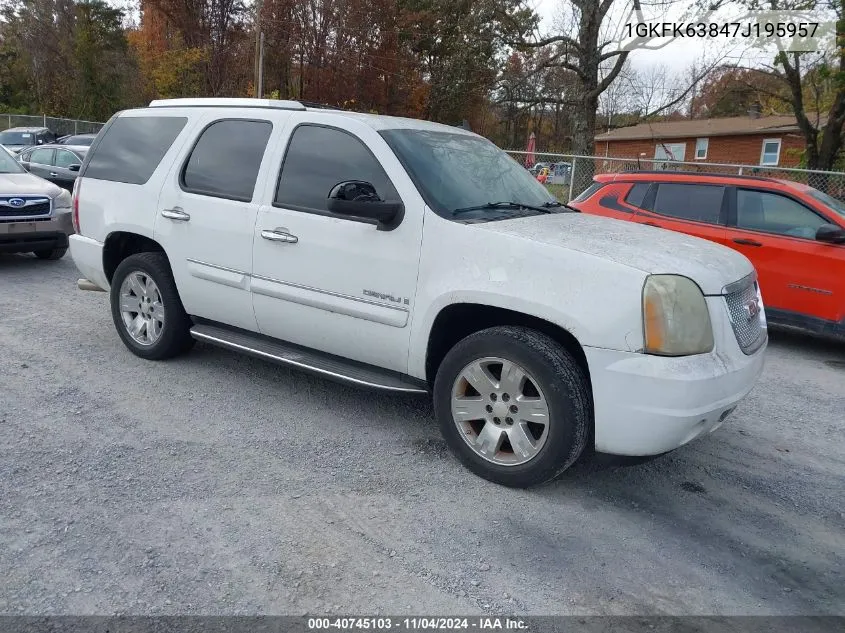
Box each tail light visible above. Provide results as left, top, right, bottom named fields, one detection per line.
left=71, top=178, right=81, bottom=234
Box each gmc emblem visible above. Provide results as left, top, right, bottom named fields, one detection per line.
left=744, top=299, right=760, bottom=321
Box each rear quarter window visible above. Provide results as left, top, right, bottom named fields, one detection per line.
left=83, top=116, right=187, bottom=185
left=572, top=182, right=604, bottom=202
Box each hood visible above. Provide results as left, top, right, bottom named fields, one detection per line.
left=0, top=172, right=62, bottom=198
left=473, top=212, right=754, bottom=295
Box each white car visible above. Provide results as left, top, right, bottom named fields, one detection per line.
left=69, top=98, right=767, bottom=487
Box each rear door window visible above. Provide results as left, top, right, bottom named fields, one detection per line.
left=652, top=183, right=725, bottom=224
left=30, top=148, right=54, bottom=166
left=84, top=116, right=187, bottom=185
left=181, top=119, right=273, bottom=201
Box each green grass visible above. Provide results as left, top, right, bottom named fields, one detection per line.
left=545, top=183, right=569, bottom=201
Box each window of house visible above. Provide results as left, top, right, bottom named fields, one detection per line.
left=654, top=143, right=686, bottom=162
left=652, top=183, right=725, bottom=224
left=736, top=189, right=827, bottom=239
left=276, top=125, right=399, bottom=213
left=695, top=138, right=708, bottom=159
left=182, top=119, right=273, bottom=201
left=760, top=139, right=781, bottom=166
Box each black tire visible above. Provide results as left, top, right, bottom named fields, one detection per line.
left=33, top=247, right=67, bottom=260
left=433, top=326, right=591, bottom=488
left=110, top=252, right=195, bottom=360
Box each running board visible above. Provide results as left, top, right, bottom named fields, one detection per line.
left=190, top=323, right=428, bottom=394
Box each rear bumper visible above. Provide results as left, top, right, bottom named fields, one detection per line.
left=68, top=234, right=109, bottom=290
left=0, top=212, right=72, bottom=253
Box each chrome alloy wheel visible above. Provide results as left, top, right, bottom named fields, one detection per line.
left=451, top=357, right=550, bottom=466
left=119, top=271, right=165, bottom=346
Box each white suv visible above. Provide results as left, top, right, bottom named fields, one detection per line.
left=70, top=98, right=767, bottom=487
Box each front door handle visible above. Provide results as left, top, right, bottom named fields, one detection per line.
left=261, top=229, right=298, bottom=244
left=733, top=238, right=762, bottom=247
left=161, top=207, right=191, bottom=222
left=643, top=221, right=659, bottom=227
left=49, top=172, right=59, bottom=177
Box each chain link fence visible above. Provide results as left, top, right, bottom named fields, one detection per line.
left=1, top=113, right=105, bottom=136
left=506, top=150, right=845, bottom=203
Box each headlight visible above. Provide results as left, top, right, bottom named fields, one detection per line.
left=642, top=275, right=714, bottom=356
left=54, top=190, right=72, bottom=209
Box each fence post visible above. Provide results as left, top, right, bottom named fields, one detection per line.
left=74, top=120, right=78, bottom=134
left=42, top=114, right=46, bottom=127
left=568, top=158, right=577, bottom=202
left=7, top=115, right=10, bottom=129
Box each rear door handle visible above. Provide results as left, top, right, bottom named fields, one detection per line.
left=643, top=222, right=659, bottom=227
left=49, top=172, right=58, bottom=177
left=161, top=207, right=191, bottom=222
left=261, top=229, right=298, bottom=244
left=733, top=238, right=762, bottom=247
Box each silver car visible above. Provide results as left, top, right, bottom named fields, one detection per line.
left=0, top=145, right=74, bottom=260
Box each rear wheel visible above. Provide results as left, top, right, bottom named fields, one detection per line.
left=110, top=252, right=194, bottom=360
left=434, top=326, right=591, bottom=488
left=33, top=247, right=67, bottom=260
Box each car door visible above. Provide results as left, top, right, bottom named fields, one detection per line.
left=155, top=114, right=277, bottom=332
left=25, top=147, right=55, bottom=181
left=631, top=182, right=730, bottom=248
left=251, top=114, right=425, bottom=373
left=727, top=187, right=843, bottom=323
left=52, top=149, right=82, bottom=191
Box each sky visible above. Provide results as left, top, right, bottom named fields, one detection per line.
left=531, top=0, right=838, bottom=74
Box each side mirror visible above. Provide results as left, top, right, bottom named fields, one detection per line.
left=68, top=164, right=81, bottom=172
left=815, top=223, right=845, bottom=244
left=326, top=181, right=403, bottom=230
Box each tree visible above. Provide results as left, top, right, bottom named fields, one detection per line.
left=702, top=0, right=845, bottom=171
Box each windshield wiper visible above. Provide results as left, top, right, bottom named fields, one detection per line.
left=543, top=200, right=580, bottom=212
left=453, top=201, right=553, bottom=216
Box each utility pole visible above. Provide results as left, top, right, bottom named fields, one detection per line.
left=253, top=0, right=264, bottom=98
left=258, top=32, right=265, bottom=99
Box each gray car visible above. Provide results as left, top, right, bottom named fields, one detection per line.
left=17, top=144, right=87, bottom=192
left=0, top=126, right=57, bottom=153
left=0, top=146, right=74, bottom=260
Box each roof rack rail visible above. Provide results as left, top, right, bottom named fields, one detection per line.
left=609, top=170, right=782, bottom=184
left=297, top=101, right=344, bottom=110
left=148, top=97, right=307, bottom=111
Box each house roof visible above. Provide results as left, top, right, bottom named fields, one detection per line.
left=594, top=114, right=824, bottom=142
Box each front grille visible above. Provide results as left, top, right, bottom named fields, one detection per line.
left=0, top=196, right=52, bottom=218
left=724, top=275, right=767, bottom=354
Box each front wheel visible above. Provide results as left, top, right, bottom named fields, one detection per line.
left=433, top=326, right=591, bottom=488
left=110, top=252, right=195, bottom=360
left=33, top=247, right=67, bottom=260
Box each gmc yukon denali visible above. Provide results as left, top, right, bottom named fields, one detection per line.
left=69, top=98, right=767, bottom=487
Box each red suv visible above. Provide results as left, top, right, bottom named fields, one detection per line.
left=569, top=172, right=845, bottom=339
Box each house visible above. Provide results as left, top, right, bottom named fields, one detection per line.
left=593, top=112, right=818, bottom=168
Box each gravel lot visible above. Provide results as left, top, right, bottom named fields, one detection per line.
left=1, top=253, right=843, bottom=616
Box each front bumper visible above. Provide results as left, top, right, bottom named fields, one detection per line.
left=0, top=211, right=73, bottom=253
left=586, top=296, right=767, bottom=456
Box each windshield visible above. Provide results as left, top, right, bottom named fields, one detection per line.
left=0, top=146, right=25, bottom=173
left=806, top=187, right=845, bottom=219
left=380, top=129, right=556, bottom=218
left=0, top=131, right=34, bottom=146
left=66, top=135, right=94, bottom=146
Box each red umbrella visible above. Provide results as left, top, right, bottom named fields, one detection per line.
left=525, top=132, right=536, bottom=168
